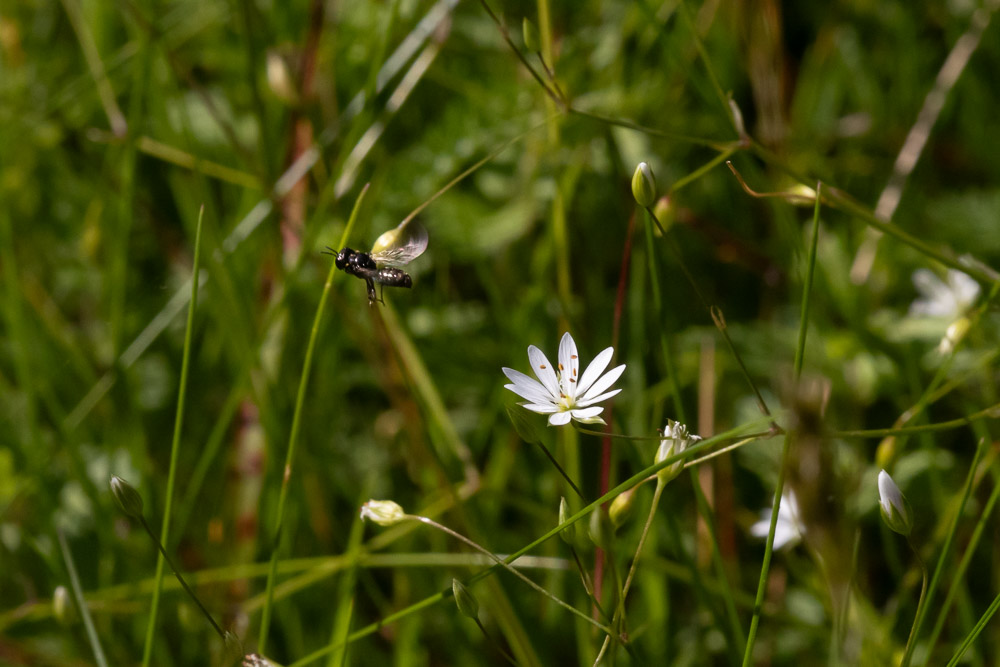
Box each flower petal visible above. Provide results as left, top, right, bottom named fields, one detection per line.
left=527, top=345, right=560, bottom=398
left=520, top=402, right=560, bottom=414
left=576, top=347, right=613, bottom=396
left=948, top=269, right=980, bottom=306
left=570, top=406, right=604, bottom=419
left=548, top=411, right=572, bottom=426
left=558, top=332, right=580, bottom=400
left=575, top=388, right=622, bottom=407
left=505, top=384, right=555, bottom=406
left=502, top=367, right=555, bottom=404
left=579, top=364, right=626, bottom=402
left=771, top=522, right=800, bottom=550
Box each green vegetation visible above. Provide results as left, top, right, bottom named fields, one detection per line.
left=1, top=0, right=999, bottom=665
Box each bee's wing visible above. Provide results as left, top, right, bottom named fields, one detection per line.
left=370, top=221, right=428, bottom=267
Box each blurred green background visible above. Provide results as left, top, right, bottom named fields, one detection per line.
left=1, top=0, right=999, bottom=664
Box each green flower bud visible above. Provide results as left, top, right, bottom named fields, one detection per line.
left=655, top=419, right=699, bottom=485
left=522, top=18, right=541, bottom=53
left=110, top=476, right=144, bottom=519
left=452, top=578, right=480, bottom=619
left=371, top=227, right=400, bottom=256
left=631, top=162, right=657, bottom=208
left=558, top=496, right=575, bottom=545
left=588, top=508, right=611, bottom=550
left=878, top=470, right=913, bottom=536
left=359, top=499, right=407, bottom=526
left=53, top=585, right=75, bottom=626
left=609, top=488, right=635, bottom=530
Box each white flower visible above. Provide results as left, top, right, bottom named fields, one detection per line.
left=877, top=470, right=912, bottom=536
left=359, top=499, right=407, bottom=526
left=502, top=332, right=626, bottom=426
left=750, top=491, right=804, bottom=550
left=909, top=268, right=979, bottom=319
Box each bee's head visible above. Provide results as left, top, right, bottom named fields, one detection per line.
left=335, top=248, right=352, bottom=270
left=401, top=274, right=412, bottom=288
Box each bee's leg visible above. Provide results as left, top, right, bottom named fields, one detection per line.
left=378, top=284, right=386, bottom=304
left=365, top=278, right=378, bottom=306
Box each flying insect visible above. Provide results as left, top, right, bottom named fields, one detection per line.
left=324, top=221, right=428, bottom=305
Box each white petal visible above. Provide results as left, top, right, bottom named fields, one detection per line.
left=502, top=368, right=555, bottom=403
left=527, top=345, right=560, bottom=398
left=749, top=514, right=771, bottom=539
left=520, top=402, right=559, bottom=414
left=505, top=384, right=555, bottom=406
left=575, top=388, right=621, bottom=407
left=576, top=347, right=613, bottom=396
left=580, top=364, right=626, bottom=402
left=558, top=332, right=580, bottom=400
left=548, top=411, right=572, bottom=426
left=771, top=521, right=800, bottom=550
left=570, top=406, right=604, bottom=419
left=948, top=269, right=980, bottom=306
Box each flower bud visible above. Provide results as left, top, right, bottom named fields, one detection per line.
left=558, top=496, right=574, bottom=545
left=609, top=488, right=635, bottom=530
left=359, top=499, right=407, bottom=526
left=452, top=578, right=480, bottom=619
left=588, top=508, right=611, bottom=550
left=655, top=419, right=699, bottom=485
left=939, top=316, right=971, bottom=355
left=728, top=97, right=747, bottom=139
left=53, top=585, right=75, bottom=626
left=878, top=470, right=913, bottom=536
left=110, top=476, right=144, bottom=519
left=266, top=49, right=299, bottom=105
left=522, top=18, right=540, bottom=53
left=371, top=227, right=400, bottom=256
left=631, top=162, right=657, bottom=208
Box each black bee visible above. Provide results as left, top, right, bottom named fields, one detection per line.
left=325, top=222, right=428, bottom=305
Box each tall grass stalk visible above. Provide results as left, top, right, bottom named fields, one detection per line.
left=742, top=184, right=822, bottom=665
left=141, top=207, right=204, bottom=666
left=257, top=185, right=370, bottom=652
left=57, top=530, right=110, bottom=667
left=901, top=438, right=987, bottom=667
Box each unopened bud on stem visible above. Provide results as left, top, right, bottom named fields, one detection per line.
left=632, top=162, right=657, bottom=208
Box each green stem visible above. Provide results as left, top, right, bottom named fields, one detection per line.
left=142, top=208, right=203, bottom=667
left=139, top=517, right=226, bottom=639
left=945, top=590, right=1000, bottom=667
left=474, top=0, right=565, bottom=110
left=831, top=402, right=1000, bottom=438
left=57, top=530, right=110, bottom=667
left=901, top=538, right=930, bottom=667
left=924, top=452, right=1000, bottom=663
left=287, top=418, right=773, bottom=667
left=902, top=439, right=986, bottom=666
left=742, top=185, right=822, bottom=664
left=535, top=441, right=585, bottom=500
left=644, top=206, right=775, bottom=420
left=414, top=516, right=612, bottom=635
left=618, top=480, right=665, bottom=613
left=258, top=185, right=369, bottom=652
left=474, top=616, right=519, bottom=666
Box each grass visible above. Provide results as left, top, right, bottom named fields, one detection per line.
left=1, top=0, right=999, bottom=665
